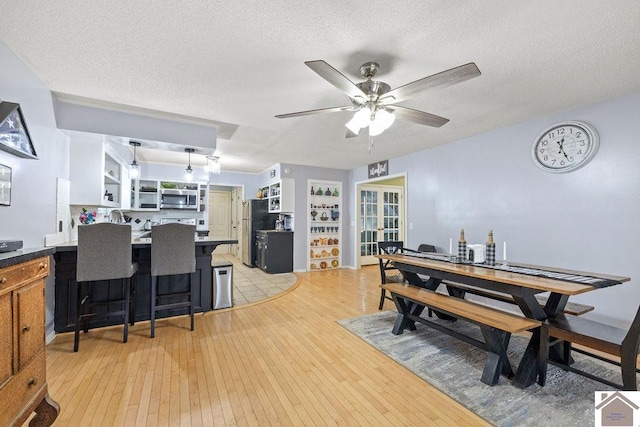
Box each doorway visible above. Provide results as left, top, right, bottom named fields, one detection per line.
left=356, top=174, right=406, bottom=267
left=208, top=185, right=243, bottom=257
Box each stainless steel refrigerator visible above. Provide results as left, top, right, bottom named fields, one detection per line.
left=241, top=199, right=278, bottom=267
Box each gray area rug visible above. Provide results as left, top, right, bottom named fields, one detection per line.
left=338, top=311, right=625, bottom=427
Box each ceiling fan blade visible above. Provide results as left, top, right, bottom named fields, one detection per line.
left=305, top=60, right=368, bottom=100
left=275, top=105, right=354, bottom=119
left=388, top=106, right=449, bottom=128
left=381, top=62, right=481, bottom=105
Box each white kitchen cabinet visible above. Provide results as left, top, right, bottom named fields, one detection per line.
left=130, top=179, right=160, bottom=210
left=261, top=178, right=294, bottom=213
left=308, top=180, right=342, bottom=271
left=69, top=135, right=129, bottom=208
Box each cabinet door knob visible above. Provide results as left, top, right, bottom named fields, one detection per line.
left=0, top=277, right=6, bottom=284
left=22, top=325, right=31, bottom=333
left=39, top=262, right=47, bottom=270
left=28, top=377, right=38, bottom=387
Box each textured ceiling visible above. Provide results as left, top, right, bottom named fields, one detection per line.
left=1, top=1, right=640, bottom=173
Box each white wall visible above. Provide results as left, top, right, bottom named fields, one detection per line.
left=350, top=92, right=640, bottom=327
left=0, top=42, right=70, bottom=335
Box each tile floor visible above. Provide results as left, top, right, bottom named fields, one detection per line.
left=212, top=253, right=298, bottom=306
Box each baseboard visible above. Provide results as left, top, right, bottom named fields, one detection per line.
left=46, top=329, right=56, bottom=345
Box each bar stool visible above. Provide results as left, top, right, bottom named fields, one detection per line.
left=75, top=223, right=138, bottom=352
left=150, top=223, right=196, bottom=338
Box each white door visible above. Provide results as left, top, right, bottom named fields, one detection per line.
left=359, top=185, right=404, bottom=265
left=209, top=191, right=232, bottom=254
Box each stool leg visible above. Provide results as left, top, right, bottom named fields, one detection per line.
left=74, top=281, right=82, bottom=352
left=123, top=278, right=130, bottom=343
left=82, top=282, right=90, bottom=333
left=189, top=273, right=194, bottom=331
left=150, top=275, right=157, bottom=338
left=129, top=273, right=136, bottom=326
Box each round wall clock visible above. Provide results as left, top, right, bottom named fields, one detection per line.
left=531, top=121, right=599, bottom=173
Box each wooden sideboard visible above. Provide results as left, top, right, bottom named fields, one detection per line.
left=0, top=252, right=59, bottom=426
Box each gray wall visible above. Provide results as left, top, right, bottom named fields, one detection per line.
left=278, top=163, right=350, bottom=271
left=0, top=42, right=70, bottom=336
left=350, top=92, right=640, bottom=327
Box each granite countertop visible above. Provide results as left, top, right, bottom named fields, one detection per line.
left=50, top=237, right=238, bottom=252
left=0, top=247, right=55, bottom=269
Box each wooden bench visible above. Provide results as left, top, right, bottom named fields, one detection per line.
left=441, top=281, right=594, bottom=316
left=539, top=307, right=640, bottom=390
left=382, top=282, right=541, bottom=386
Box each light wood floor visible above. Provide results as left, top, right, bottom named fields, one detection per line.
left=44, top=266, right=490, bottom=426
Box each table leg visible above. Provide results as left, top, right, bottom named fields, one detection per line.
left=512, top=291, right=569, bottom=388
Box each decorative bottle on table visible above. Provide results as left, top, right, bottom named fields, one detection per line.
left=486, top=230, right=496, bottom=266
left=458, top=229, right=467, bottom=261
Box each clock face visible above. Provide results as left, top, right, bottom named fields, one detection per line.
left=531, top=121, right=599, bottom=173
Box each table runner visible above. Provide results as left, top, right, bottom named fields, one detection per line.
left=403, top=252, right=620, bottom=288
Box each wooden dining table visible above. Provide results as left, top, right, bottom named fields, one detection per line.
left=376, top=252, right=630, bottom=388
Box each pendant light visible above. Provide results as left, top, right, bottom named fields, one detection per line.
left=129, top=141, right=141, bottom=179
left=205, top=156, right=220, bottom=175
left=184, top=148, right=195, bottom=182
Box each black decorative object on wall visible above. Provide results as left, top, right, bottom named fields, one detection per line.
left=0, top=102, right=38, bottom=159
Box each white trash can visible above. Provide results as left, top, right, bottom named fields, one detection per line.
left=212, top=262, right=233, bottom=309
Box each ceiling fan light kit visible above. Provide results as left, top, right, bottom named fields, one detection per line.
left=276, top=60, right=481, bottom=149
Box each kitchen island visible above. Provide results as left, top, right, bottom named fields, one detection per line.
left=51, top=237, right=237, bottom=333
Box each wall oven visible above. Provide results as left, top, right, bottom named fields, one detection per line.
left=160, top=188, right=198, bottom=210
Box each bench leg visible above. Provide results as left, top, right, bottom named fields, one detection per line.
left=479, top=326, right=513, bottom=385
left=390, top=294, right=411, bottom=335
left=538, top=325, right=549, bottom=386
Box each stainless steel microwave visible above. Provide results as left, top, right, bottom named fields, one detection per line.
left=160, top=188, right=198, bottom=210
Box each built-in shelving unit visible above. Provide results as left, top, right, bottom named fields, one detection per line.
left=307, top=180, right=342, bottom=271
left=259, top=178, right=294, bottom=213
left=69, top=136, right=130, bottom=209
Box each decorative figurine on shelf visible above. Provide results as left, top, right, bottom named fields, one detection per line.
left=458, top=228, right=467, bottom=260
left=332, top=187, right=339, bottom=196
left=486, top=230, right=496, bottom=266
left=324, top=188, right=332, bottom=196
left=79, top=208, right=97, bottom=225
left=316, top=187, right=323, bottom=195
left=310, top=186, right=314, bottom=195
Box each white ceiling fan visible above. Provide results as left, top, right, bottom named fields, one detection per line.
left=276, top=60, right=481, bottom=146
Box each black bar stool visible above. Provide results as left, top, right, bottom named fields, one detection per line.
left=75, top=223, right=138, bottom=352
left=150, top=223, right=196, bottom=338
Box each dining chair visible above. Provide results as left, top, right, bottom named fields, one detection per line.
left=150, top=223, right=196, bottom=338
left=75, top=223, right=138, bottom=352
left=538, top=305, right=640, bottom=390
left=377, top=241, right=405, bottom=310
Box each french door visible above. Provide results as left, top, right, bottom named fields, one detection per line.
left=359, top=185, right=404, bottom=265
